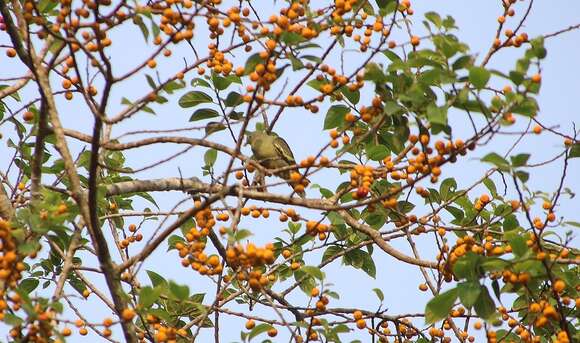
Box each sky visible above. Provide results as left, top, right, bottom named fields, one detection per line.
left=0, top=0, right=579, bottom=342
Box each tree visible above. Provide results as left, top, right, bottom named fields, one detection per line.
left=0, top=0, right=578, bottom=342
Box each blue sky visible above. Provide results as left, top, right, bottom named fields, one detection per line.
left=1, top=0, right=579, bottom=342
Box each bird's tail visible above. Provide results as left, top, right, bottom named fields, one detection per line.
left=289, top=176, right=309, bottom=198
left=277, top=169, right=309, bottom=198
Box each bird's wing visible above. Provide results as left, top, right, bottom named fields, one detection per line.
left=273, top=136, right=296, bottom=164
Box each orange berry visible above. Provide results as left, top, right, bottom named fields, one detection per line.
left=245, top=319, right=255, bottom=330
left=62, top=327, right=72, bottom=336
left=122, top=308, right=136, bottom=321
left=353, top=310, right=363, bottom=320
left=410, top=35, right=420, bottom=46
left=103, top=317, right=113, bottom=327
left=529, top=303, right=541, bottom=313
left=267, top=327, right=278, bottom=337
left=356, top=319, right=366, bottom=329
left=6, top=48, right=17, bottom=58
left=310, top=287, right=320, bottom=297
left=531, top=74, right=541, bottom=83
left=553, top=279, right=566, bottom=293
left=23, top=111, right=34, bottom=122
left=532, top=125, right=542, bottom=134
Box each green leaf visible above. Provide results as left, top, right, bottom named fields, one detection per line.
left=425, top=11, right=442, bottom=28
left=146, top=270, right=167, bottom=287
left=452, top=253, right=481, bottom=280
left=121, top=97, right=155, bottom=115
left=288, top=54, right=304, bottom=70
left=133, top=15, right=149, bottom=42
left=205, top=122, right=226, bottom=136
left=248, top=323, right=274, bottom=341
left=145, top=74, right=156, bottom=89
left=510, top=153, right=530, bottom=167
left=374, top=0, right=391, bottom=9
left=372, top=288, right=384, bottom=302
left=361, top=253, right=376, bottom=278
left=569, top=143, right=580, bottom=158
left=469, top=67, right=491, bottom=89
left=233, top=229, right=253, bottom=242
left=189, top=108, right=219, bottom=122
left=322, top=246, right=342, bottom=263
left=341, top=87, right=360, bottom=104
left=483, top=178, right=497, bottom=197
left=427, top=104, right=448, bottom=125
left=139, top=286, right=162, bottom=308
left=382, top=50, right=402, bottom=62
left=168, top=281, right=189, bottom=300
left=191, top=78, right=211, bottom=88
left=38, top=0, right=59, bottom=13
left=204, top=149, right=217, bottom=167
left=3, top=313, right=23, bottom=326
left=364, top=63, right=387, bottom=83
left=425, top=288, right=458, bottom=324
left=439, top=178, right=457, bottom=201
left=323, top=105, right=349, bottom=129
left=211, top=72, right=241, bottom=90
left=18, top=278, right=39, bottom=294
left=481, top=153, right=510, bottom=171
left=383, top=101, right=405, bottom=116
left=481, top=258, right=510, bottom=272
left=224, top=91, right=243, bottom=107
left=280, top=31, right=305, bottom=45
left=452, top=55, right=473, bottom=70
left=179, top=91, right=213, bottom=108
left=457, top=281, right=481, bottom=308
left=530, top=37, right=547, bottom=59
left=509, top=71, right=524, bottom=85
left=503, top=214, right=518, bottom=231
left=300, top=266, right=325, bottom=280
left=474, top=287, right=496, bottom=319
left=515, top=170, right=529, bottom=183
left=510, top=97, right=538, bottom=117
left=505, top=231, right=527, bottom=257
left=366, top=144, right=389, bottom=161
left=491, top=280, right=501, bottom=301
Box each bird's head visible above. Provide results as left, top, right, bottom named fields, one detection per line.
left=245, top=130, right=266, bottom=146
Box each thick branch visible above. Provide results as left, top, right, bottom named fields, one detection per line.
left=339, top=210, right=439, bottom=269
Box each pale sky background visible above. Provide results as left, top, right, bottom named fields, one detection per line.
left=0, top=1, right=579, bottom=342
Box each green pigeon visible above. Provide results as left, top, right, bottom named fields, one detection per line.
left=246, top=131, right=307, bottom=197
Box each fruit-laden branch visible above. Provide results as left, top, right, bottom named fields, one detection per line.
left=117, top=194, right=223, bottom=272
left=106, top=177, right=439, bottom=270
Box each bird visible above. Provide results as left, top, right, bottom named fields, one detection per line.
left=245, top=130, right=308, bottom=197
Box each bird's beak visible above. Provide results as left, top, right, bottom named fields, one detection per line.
left=244, top=131, right=252, bottom=146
